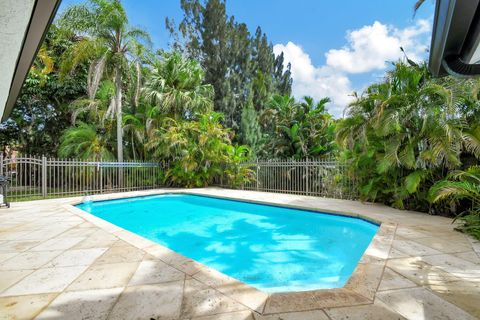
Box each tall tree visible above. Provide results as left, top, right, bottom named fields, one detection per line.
left=167, top=0, right=292, bottom=135
left=142, top=52, right=214, bottom=119
left=239, top=88, right=262, bottom=155
left=59, top=0, right=151, bottom=162
left=0, top=24, right=87, bottom=156
left=273, top=52, right=293, bottom=96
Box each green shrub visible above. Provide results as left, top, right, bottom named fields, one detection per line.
left=429, top=166, right=480, bottom=239
left=147, top=112, right=253, bottom=187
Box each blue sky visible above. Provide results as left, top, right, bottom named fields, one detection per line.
left=58, top=0, right=435, bottom=116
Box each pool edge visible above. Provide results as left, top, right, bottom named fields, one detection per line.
left=64, top=189, right=395, bottom=314
left=72, top=190, right=382, bottom=226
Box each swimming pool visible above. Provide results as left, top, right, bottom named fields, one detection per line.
left=76, top=194, right=378, bottom=292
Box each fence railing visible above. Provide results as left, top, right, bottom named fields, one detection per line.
left=0, top=155, right=166, bottom=201
left=218, top=159, right=358, bottom=200
left=1, top=155, right=357, bottom=202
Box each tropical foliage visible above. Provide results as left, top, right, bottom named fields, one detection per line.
left=337, top=61, right=480, bottom=227
left=147, top=112, right=253, bottom=187
left=58, top=0, right=152, bottom=162
left=0, top=23, right=87, bottom=156
left=58, top=122, right=114, bottom=160
left=1, top=0, right=480, bottom=239
left=260, top=95, right=336, bottom=159
left=143, top=52, right=214, bottom=118
left=168, top=0, right=292, bottom=131
left=429, top=167, right=480, bottom=238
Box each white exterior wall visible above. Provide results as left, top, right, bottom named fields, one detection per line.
left=0, top=0, right=35, bottom=117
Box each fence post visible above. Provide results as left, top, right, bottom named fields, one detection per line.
left=99, top=160, right=103, bottom=194
left=305, top=158, right=309, bottom=196
left=256, top=159, right=259, bottom=191
left=0, top=154, right=3, bottom=176
left=42, top=156, right=47, bottom=198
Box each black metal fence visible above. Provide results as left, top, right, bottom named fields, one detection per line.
left=217, top=159, right=358, bottom=200
left=1, top=155, right=357, bottom=201
left=0, top=155, right=166, bottom=201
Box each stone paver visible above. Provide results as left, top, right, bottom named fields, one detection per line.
left=43, top=248, right=107, bottom=268
left=191, top=310, right=255, bottom=320
left=453, top=251, right=480, bottom=264
left=376, top=287, right=476, bottom=320
left=0, top=240, right=41, bottom=252
left=35, top=287, right=124, bottom=320
left=108, top=281, right=184, bottom=320
left=128, top=259, right=185, bottom=286
left=1, top=266, right=89, bottom=296
left=66, top=262, right=139, bottom=291
left=391, top=239, right=443, bottom=256
left=0, top=252, right=18, bottom=263
left=412, top=236, right=473, bottom=254
left=254, top=310, right=329, bottom=320
left=0, top=294, right=57, bottom=319
left=181, top=278, right=249, bottom=318
left=0, top=250, right=63, bottom=271
left=192, top=264, right=269, bottom=313
left=73, top=230, right=119, bottom=249
left=325, top=300, right=407, bottom=320
left=0, top=270, right=34, bottom=293
left=29, top=237, right=86, bottom=252
left=94, top=244, right=145, bottom=264
left=377, top=267, right=417, bottom=291
left=0, top=188, right=478, bottom=320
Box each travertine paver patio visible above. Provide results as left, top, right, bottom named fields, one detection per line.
left=0, top=188, right=479, bottom=320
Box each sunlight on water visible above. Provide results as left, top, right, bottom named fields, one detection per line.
left=77, top=194, right=378, bottom=292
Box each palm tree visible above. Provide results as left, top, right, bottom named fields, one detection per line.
left=260, top=95, right=299, bottom=157
left=59, top=0, right=151, bottom=162
left=429, top=166, right=480, bottom=238
left=69, top=80, right=115, bottom=126
left=58, top=122, right=114, bottom=160
left=414, top=0, right=427, bottom=13
left=336, top=61, right=476, bottom=208
left=338, top=61, right=465, bottom=169
left=143, top=52, right=214, bottom=119
left=300, top=96, right=335, bottom=157
left=224, top=145, right=255, bottom=186
left=261, top=95, right=334, bottom=159
left=122, top=103, right=160, bottom=161
left=261, top=95, right=299, bottom=127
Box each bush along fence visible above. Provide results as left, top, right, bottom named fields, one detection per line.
left=0, top=155, right=167, bottom=201
left=217, top=158, right=358, bottom=200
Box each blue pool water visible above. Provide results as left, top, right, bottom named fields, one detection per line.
left=77, top=194, right=378, bottom=292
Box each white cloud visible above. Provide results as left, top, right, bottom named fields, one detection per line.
left=274, top=42, right=354, bottom=117
left=273, top=19, right=431, bottom=117
left=326, top=20, right=430, bottom=73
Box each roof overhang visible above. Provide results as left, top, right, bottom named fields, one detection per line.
left=429, top=0, right=480, bottom=77
left=0, top=0, right=61, bottom=121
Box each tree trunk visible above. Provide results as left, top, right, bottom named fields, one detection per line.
left=134, top=61, right=141, bottom=112
left=131, top=135, right=136, bottom=161
left=115, top=68, right=123, bottom=162
left=115, top=68, right=124, bottom=188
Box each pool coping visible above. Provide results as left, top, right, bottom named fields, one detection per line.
left=63, top=189, right=395, bottom=315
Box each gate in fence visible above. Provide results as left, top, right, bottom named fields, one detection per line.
left=0, top=155, right=165, bottom=201
left=218, top=158, right=357, bottom=200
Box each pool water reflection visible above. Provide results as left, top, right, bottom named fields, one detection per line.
left=77, top=194, right=378, bottom=292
